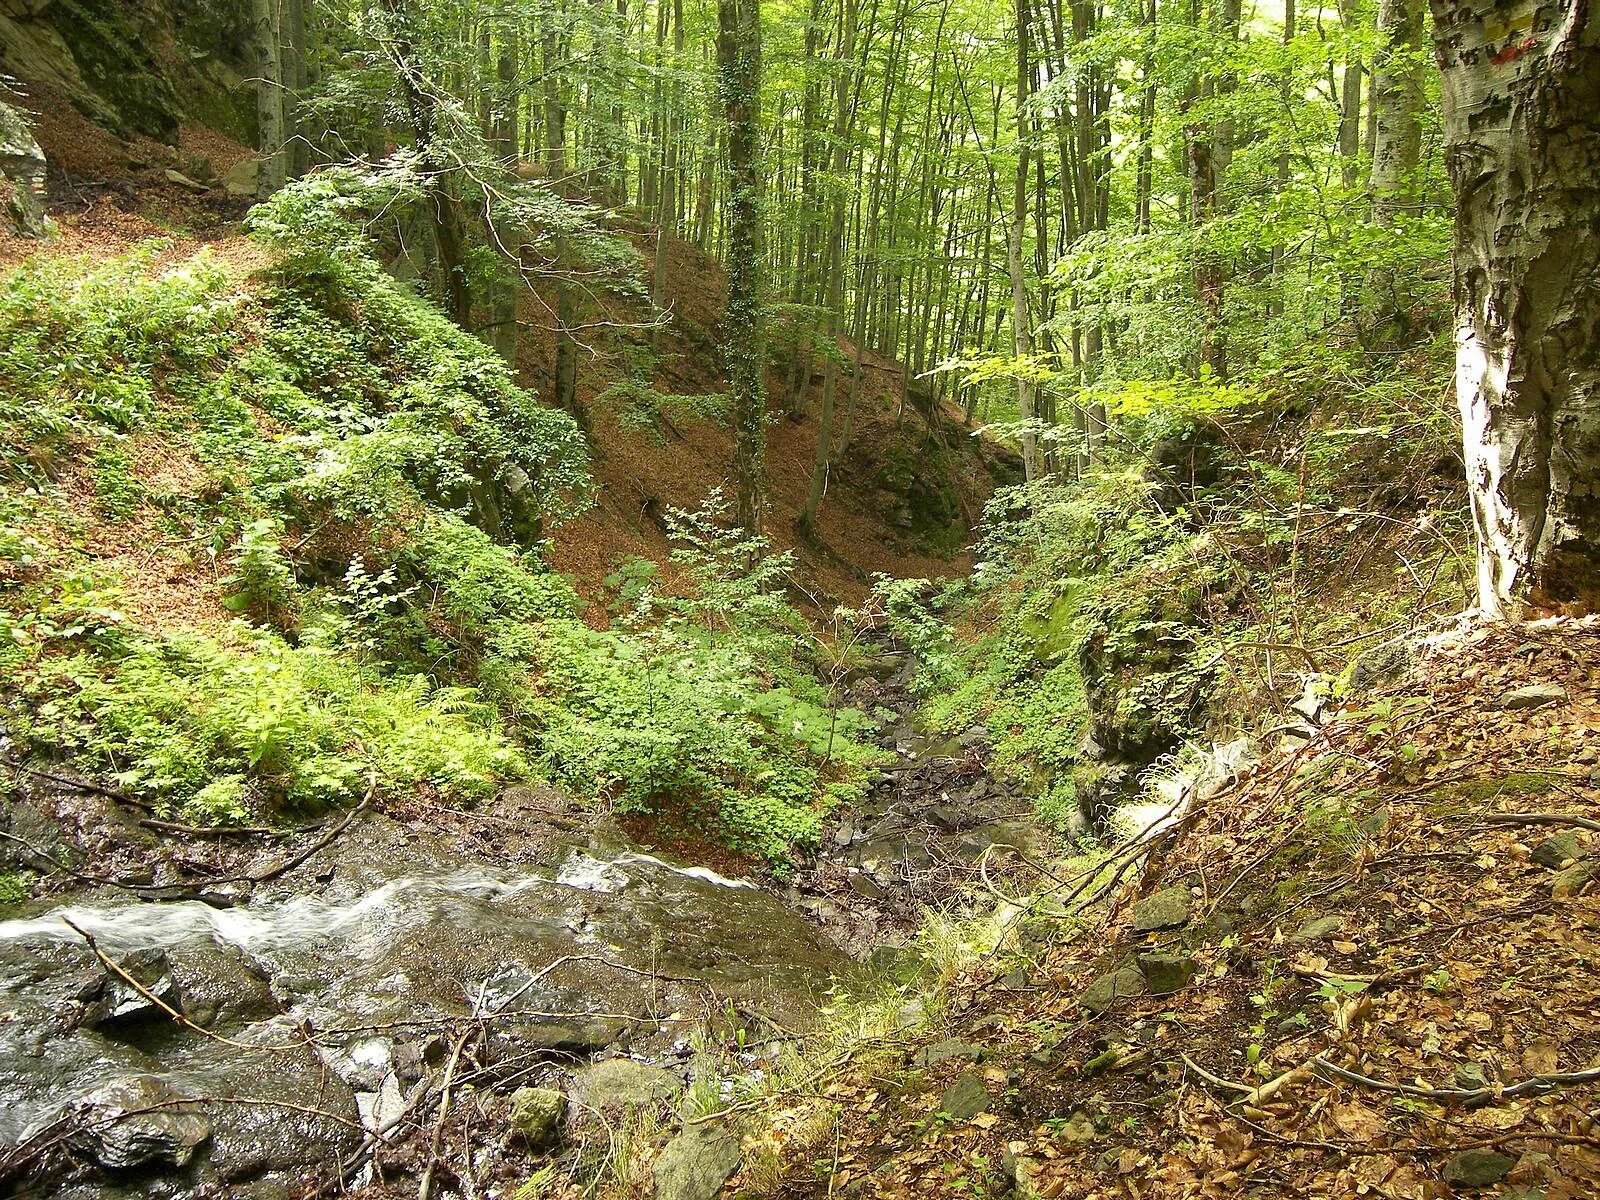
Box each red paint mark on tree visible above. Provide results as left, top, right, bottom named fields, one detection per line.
left=1493, top=35, right=1538, bottom=65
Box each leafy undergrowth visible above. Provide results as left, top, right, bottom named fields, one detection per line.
left=880, top=339, right=1470, bottom=837
left=744, top=616, right=1600, bottom=1199
left=0, top=221, right=883, bottom=870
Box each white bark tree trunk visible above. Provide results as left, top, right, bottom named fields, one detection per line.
left=1431, top=0, right=1600, bottom=613
left=1370, top=0, right=1425, bottom=225
left=253, top=0, right=286, bottom=198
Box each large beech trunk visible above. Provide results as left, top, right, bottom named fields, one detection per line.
left=1431, top=0, right=1600, bottom=613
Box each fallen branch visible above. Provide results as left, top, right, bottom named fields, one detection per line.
left=240, top=792, right=372, bottom=885
left=138, top=817, right=314, bottom=838
left=1315, top=1058, right=1600, bottom=1105
left=62, top=917, right=281, bottom=1055
left=1478, top=812, right=1600, bottom=836
left=1180, top=1051, right=1324, bottom=1109
left=1288, top=963, right=1427, bottom=990
left=418, top=1025, right=473, bottom=1200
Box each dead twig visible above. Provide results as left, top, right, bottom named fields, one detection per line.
left=1180, top=1051, right=1324, bottom=1108
left=1315, top=1057, right=1600, bottom=1105
left=1477, top=811, right=1600, bottom=836
left=62, top=917, right=281, bottom=1055
left=418, top=1025, right=473, bottom=1200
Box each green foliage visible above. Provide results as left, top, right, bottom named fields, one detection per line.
left=90, top=444, right=143, bottom=519
left=0, top=246, right=236, bottom=485
left=11, top=620, right=525, bottom=816
left=222, top=518, right=299, bottom=626
left=0, top=869, right=32, bottom=907
left=523, top=506, right=884, bottom=866
left=0, top=229, right=877, bottom=865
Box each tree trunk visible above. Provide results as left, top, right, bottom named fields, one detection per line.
left=253, top=0, right=286, bottom=197
left=716, top=0, right=767, bottom=533
left=1337, top=0, right=1363, bottom=188
left=1370, top=0, right=1424, bottom=224
left=1432, top=0, right=1600, bottom=613
left=541, top=10, right=582, bottom=424
left=800, top=0, right=859, bottom=537
left=1009, top=0, right=1038, bottom=481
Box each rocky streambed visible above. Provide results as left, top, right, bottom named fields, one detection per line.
left=0, top=811, right=854, bottom=1199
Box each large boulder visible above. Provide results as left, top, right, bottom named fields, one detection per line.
left=571, top=1058, right=683, bottom=1112
left=0, top=98, right=48, bottom=237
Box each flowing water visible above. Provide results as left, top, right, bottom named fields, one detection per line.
left=0, top=815, right=851, bottom=1198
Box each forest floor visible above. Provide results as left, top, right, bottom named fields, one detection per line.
left=746, top=616, right=1600, bottom=1200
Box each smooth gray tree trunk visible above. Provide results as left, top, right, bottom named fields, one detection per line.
left=254, top=0, right=286, bottom=197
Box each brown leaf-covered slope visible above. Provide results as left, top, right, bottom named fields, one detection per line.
left=759, top=616, right=1600, bottom=1200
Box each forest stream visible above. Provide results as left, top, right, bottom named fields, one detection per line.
left=0, top=645, right=1050, bottom=1199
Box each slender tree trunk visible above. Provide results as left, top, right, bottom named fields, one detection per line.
left=1337, top=0, right=1363, bottom=187
left=283, top=0, right=308, bottom=177
left=1369, top=0, right=1424, bottom=224
left=650, top=0, right=684, bottom=343
left=254, top=0, right=286, bottom=197
left=801, top=0, right=859, bottom=537
left=1431, top=0, right=1600, bottom=613
left=1135, top=0, right=1157, bottom=234
left=1268, top=0, right=1293, bottom=312
left=717, top=0, right=768, bottom=532
left=541, top=10, right=581, bottom=424
left=1009, top=0, right=1038, bottom=481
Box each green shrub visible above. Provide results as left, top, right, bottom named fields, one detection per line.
left=13, top=623, right=526, bottom=816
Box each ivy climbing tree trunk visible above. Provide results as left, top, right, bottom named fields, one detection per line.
left=716, top=0, right=768, bottom=532
left=1431, top=0, right=1600, bottom=613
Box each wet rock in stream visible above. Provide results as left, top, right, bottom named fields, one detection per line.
left=0, top=813, right=853, bottom=1199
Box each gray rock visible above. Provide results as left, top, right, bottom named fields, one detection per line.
left=0, top=100, right=48, bottom=237
left=509, top=1086, right=567, bottom=1146
left=571, top=1058, right=683, bottom=1111
left=1078, top=967, right=1146, bottom=1014
left=1453, top=1062, right=1491, bottom=1090
left=46, top=1075, right=210, bottom=1170
left=1551, top=860, right=1594, bottom=898
left=496, top=1015, right=627, bottom=1057
left=1442, top=1148, right=1514, bottom=1188
left=913, top=1038, right=982, bottom=1067
left=223, top=158, right=260, bottom=198
left=163, top=168, right=206, bottom=191
left=849, top=872, right=884, bottom=900
left=938, top=1072, right=992, bottom=1119
left=78, top=948, right=180, bottom=1027
left=1344, top=640, right=1414, bottom=694
left=179, top=1029, right=362, bottom=1184
left=1499, top=684, right=1567, bottom=711
left=1531, top=830, right=1581, bottom=870
left=1291, top=914, right=1345, bottom=943
left=1131, top=886, right=1191, bottom=932
left=652, top=1123, right=741, bottom=1200
left=1136, top=953, right=1197, bottom=997
left=1051, top=1111, right=1097, bottom=1143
